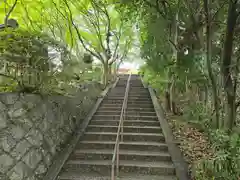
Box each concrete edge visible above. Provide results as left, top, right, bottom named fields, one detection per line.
left=148, top=87, right=191, bottom=180
left=43, top=78, right=119, bottom=180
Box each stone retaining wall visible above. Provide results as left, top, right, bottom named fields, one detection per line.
left=0, top=83, right=102, bottom=180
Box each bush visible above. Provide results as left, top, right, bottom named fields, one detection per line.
left=195, top=130, right=240, bottom=180
left=183, top=101, right=212, bottom=131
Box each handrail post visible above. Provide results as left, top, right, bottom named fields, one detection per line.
left=116, top=141, right=120, bottom=176
left=111, top=163, right=115, bottom=180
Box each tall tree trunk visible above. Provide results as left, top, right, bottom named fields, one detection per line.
left=203, top=0, right=220, bottom=128
left=108, top=64, right=112, bottom=81
left=112, top=62, right=118, bottom=81
left=165, top=86, right=171, bottom=111
left=169, top=8, right=179, bottom=115
left=221, top=0, right=238, bottom=131
left=102, top=62, right=108, bottom=87
left=170, top=75, right=177, bottom=114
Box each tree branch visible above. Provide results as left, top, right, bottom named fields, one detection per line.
left=4, top=0, right=18, bottom=26
left=111, top=18, right=123, bottom=61
left=169, top=39, right=179, bottom=51
left=62, top=0, right=104, bottom=62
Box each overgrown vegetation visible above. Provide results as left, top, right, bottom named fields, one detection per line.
left=119, top=0, right=240, bottom=179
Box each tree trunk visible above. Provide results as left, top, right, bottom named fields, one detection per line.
left=102, top=62, right=108, bottom=87
left=225, top=94, right=236, bottom=130
left=203, top=0, right=220, bottom=128
left=170, top=76, right=177, bottom=115
left=112, top=62, right=118, bottom=81
left=165, top=69, right=172, bottom=112
left=108, top=64, right=112, bottom=82
left=221, top=0, right=239, bottom=131
left=165, top=86, right=171, bottom=112
left=204, top=85, right=208, bottom=106
left=169, top=8, right=179, bottom=115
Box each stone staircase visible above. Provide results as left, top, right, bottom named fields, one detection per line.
left=57, top=74, right=177, bottom=180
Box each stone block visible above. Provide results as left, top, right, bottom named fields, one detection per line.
left=35, top=163, right=47, bottom=175
left=0, top=93, right=19, bottom=105
left=0, top=154, right=14, bottom=173
left=26, top=176, right=38, bottom=180
left=8, top=108, right=27, bottom=119
left=0, top=101, right=7, bottom=112
left=7, top=161, right=32, bottom=180
left=23, top=149, right=42, bottom=169
left=10, top=126, right=25, bottom=140
left=12, top=101, right=24, bottom=111
left=11, top=140, right=31, bottom=160
left=44, top=110, right=55, bottom=124
left=26, top=129, right=43, bottom=146
left=43, top=153, right=52, bottom=166
left=1, top=134, right=17, bottom=152
left=28, top=108, right=44, bottom=124
left=0, top=113, right=7, bottom=129
left=15, top=117, right=33, bottom=132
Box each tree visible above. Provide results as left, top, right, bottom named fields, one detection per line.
left=52, top=0, right=133, bottom=86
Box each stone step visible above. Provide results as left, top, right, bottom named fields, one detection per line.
left=127, top=104, right=154, bottom=108
left=58, top=172, right=177, bottom=180
left=128, top=92, right=149, bottom=98
left=105, top=95, right=151, bottom=99
left=82, top=132, right=165, bottom=142
left=127, top=107, right=155, bottom=111
left=117, top=174, right=177, bottom=180
left=108, top=92, right=126, bottom=95
left=95, top=111, right=122, bottom=116
left=129, top=88, right=148, bottom=90
left=128, top=91, right=149, bottom=93
left=103, top=99, right=152, bottom=102
left=127, top=101, right=153, bottom=105
left=63, top=160, right=175, bottom=176
left=97, top=107, right=155, bottom=112
left=89, top=120, right=160, bottom=126
left=100, top=104, right=154, bottom=109
left=58, top=172, right=110, bottom=180
left=101, top=101, right=153, bottom=106
left=78, top=141, right=168, bottom=152
left=92, top=115, right=158, bottom=120
left=97, top=107, right=123, bottom=112
left=99, top=104, right=123, bottom=108
left=87, top=125, right=161, bottom=133
left=70, top=149, right=171, bottom=162
left=106, top=93, right=125, bottom=96
left=129, top=90, right=147, bottom=92
left=121, top=132, right=165, bottom=142
left=92, top=115, right=120, bottom=120
left=95, top=111, right=156, bottom=116
left=101, top=101, right=123, bottom=105
left=104, top=97, right=151, bottom=100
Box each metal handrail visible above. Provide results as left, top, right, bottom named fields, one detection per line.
left=111, top=73, right=131, bottom=180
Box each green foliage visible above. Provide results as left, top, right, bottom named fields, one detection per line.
left=183, top=102, right=212, bottom=130
left=0, top=29, right=55, bottom=90
left=0, top=28, right=100, bottom=94
left=195, top=131, right=240, bottom=180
